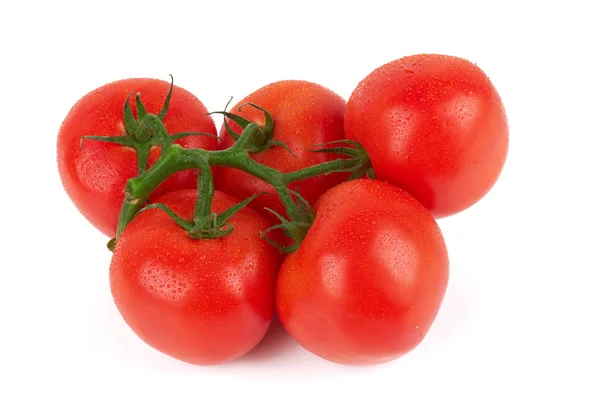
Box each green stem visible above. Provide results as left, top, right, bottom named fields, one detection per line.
left=116, top=145, right=208, bottom=237
left=136, top=143, right=151, bottom=175
left=194, top=156, right=214, bottom=224
left=207, top=147, right=301, bottom=222
left=273, top=183, right=301, bottom=222
left=115, top=124, right=366, bottom=239
left=282, top=158, right=356, bottom=184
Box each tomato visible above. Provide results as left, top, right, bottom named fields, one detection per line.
left=109, top=189, right=280, bottom=365
left=276, top=179, right=449, bottom=365
left=345, top=54, right=509, bottom=218
left=57, top=78, right=218, bottom=237
left=215, top=80, right=347, bottom=219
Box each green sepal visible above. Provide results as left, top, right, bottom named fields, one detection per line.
left=309, top=139, right=375, bottom=180
left=136, top=203, right=194, bottom=231
left=259, top=207, right=311, bottom=253
left=189, top=213, right=235, bottom=239
left=222, top=117, right=241, bottom=140
left=138, top=190, right=266, bottom=240
left=82, top=77, right=180, bottom=177
left=260, top=225, right=300, bottom=253
left=123, top=91, right=138, bottom=135
left=214, top=97, right=240, bottom=141
left=261, top=139, right=298, bottom=158
left=157, top=74, right=174, bottom=121
left=238, top=102, right=274, bottom=140
left=207, top=221, right=234, bottom=238
left=80, top=135, right=135, bottom=148
left=216, top=192, right=267, bottom=227
left=210, top=100, right=296, bottom=156
left=168, top=132, right=221, bottom=143
left=135, top=93, right=147, bottom=120
left=287, top=188, right=315, bottom=223
left=189, top=192, right=266, bottom=239
left=210, top=110, right=253, bottom=133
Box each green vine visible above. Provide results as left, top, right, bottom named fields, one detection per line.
left=87, top=78, right=374, bottom=252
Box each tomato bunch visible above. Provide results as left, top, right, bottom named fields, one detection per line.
left=57, top=54, right=508, bottom=366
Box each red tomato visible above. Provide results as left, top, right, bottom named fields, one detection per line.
left=57, top=78, right=218, bottom=236
left=215, top=80, right=347, bottom=219
left=276, top=179, right=449, bottom=365
left=345, top=54, right=509, bottom=218
left=110, top=189, right=280, bottom=365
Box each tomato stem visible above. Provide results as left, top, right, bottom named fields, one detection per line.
left=283, top=158, right=356, bottom=184
left=136, top=143, right=151, bottom=175
left=211, top=101, right=299, bottom=156
left=113, top=103, right=373, bottom=250
left=193, top=158, right=214, bottom=224
left=83, top=77, right=181, bottom=177
left=130, top=153, right=263, bottom=240
left=116, top=144, right=202, bottom=236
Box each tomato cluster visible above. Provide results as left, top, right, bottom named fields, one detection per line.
left=57, top=54, right=508, bottom=366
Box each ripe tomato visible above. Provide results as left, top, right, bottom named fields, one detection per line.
left=57, top=78, right=218, bottom=237
left=276, top=179, right=449, bottom=365
left=215, top=80, right=347, bottom=219
left=110, top=189, right=280, bottom=365
left=345, top=54, right=509, bottom=218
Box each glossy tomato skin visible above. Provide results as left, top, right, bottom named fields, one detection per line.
left=57, top=78, right=218, bottom=237
left=110, top=189, right=280, bottom=365
left=276, top=179, right=449, bottom=365
left=215, top=80, right=347, bottom=219
left=345, top=54, right=509, bottom=218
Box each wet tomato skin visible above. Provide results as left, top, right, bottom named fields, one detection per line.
left=57, top=78, right=218, bottom=236
left=109, top=189, right=281, bottom=365
left=276, top=179, right=449, bottom=365
left=345, top=54, right=509, bottom=217
left=216, top=80, right=347, bottom=220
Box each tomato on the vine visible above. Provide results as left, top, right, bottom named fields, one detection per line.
left=110, top=189, right=280, bottom=365
left=345, top=54, right=509, bottom=218
left=276, top=179, right=449, bottom=365
left=57, top=78, right=218, bottom=236
left=215, top=80, right=347, bottom=219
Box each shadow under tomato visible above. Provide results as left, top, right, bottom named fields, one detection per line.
left=236, top=314, right=298, bottom=363
left=424, top=272, right=477, bottom=346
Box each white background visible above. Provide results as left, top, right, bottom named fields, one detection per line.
left=2, top=1, right=599, bottom=399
